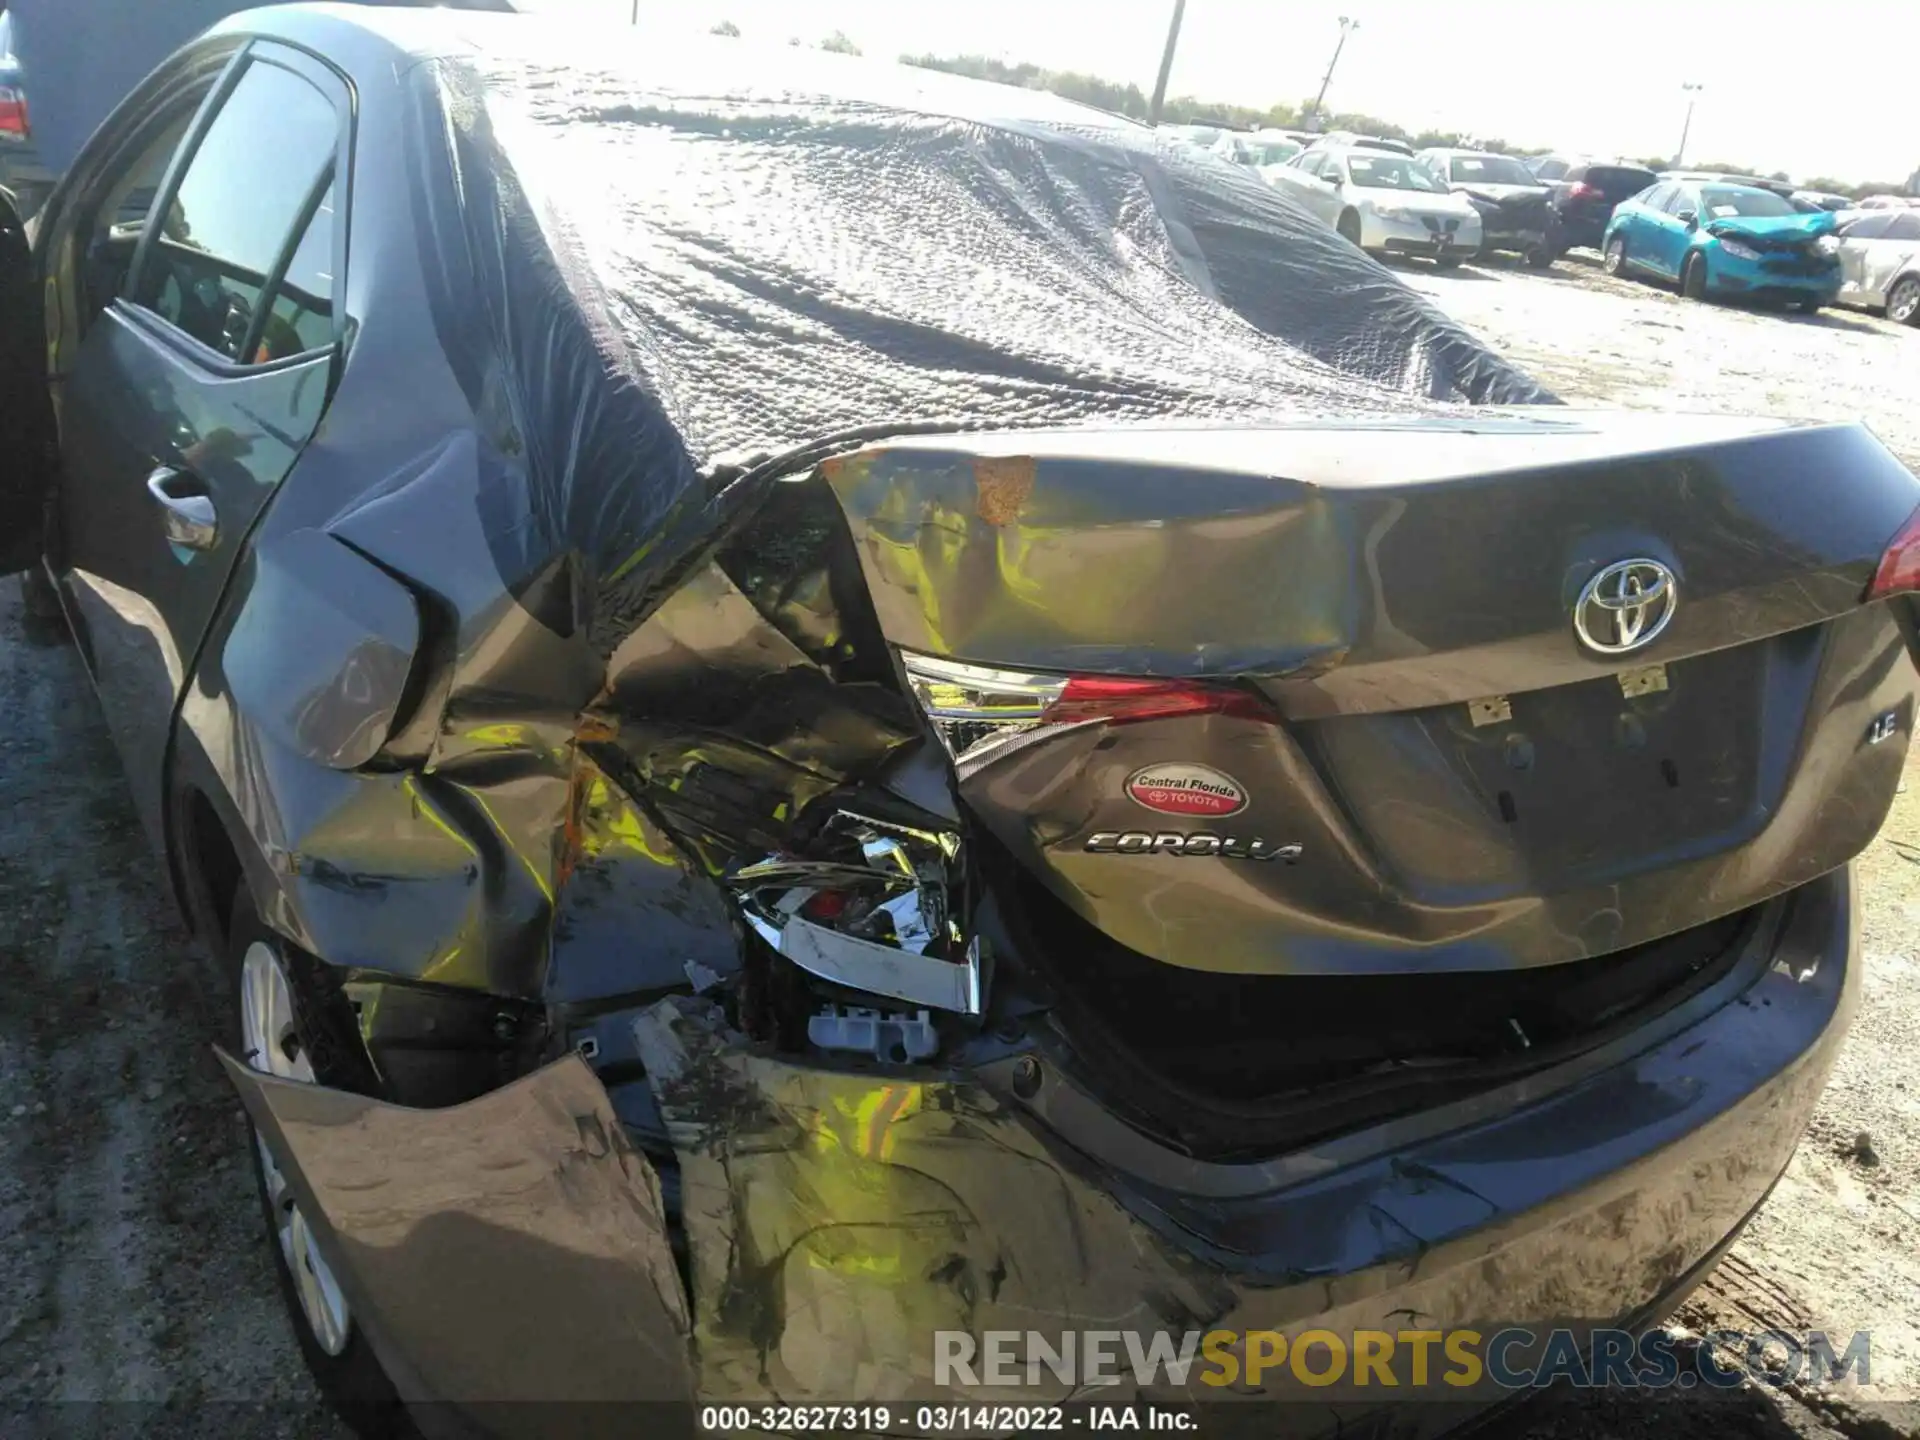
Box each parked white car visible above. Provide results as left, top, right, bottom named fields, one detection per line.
left=1210, top=127, right=1304, bottom=169
left=1833, top=209, right=1920, bottom=324
left=1268, top=144, right=1483, bottom=265
left=1154, top=122, right=1225, bottom=156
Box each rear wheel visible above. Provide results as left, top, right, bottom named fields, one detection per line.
left=1680, top=251, right=1709, bottom=301
left=1603, top=234, right=1629, bottom=276
left=1435, top=256, right=1463, bottom=270
left=1336, top=210, right=1362, bottom=247
left=19, top=564, right=62, bottom=622
left=1525, top=244, right=1555, bottom=270
left=17, top=565, right=70, bottom=647
left=1888, top=276, right=1920, bottom=326
left=228, top=895, right=412, bottom=1437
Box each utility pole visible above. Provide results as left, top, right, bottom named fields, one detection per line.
left=1305, top=16, right=1357, bottom=131
left=630, top=0, right=638, bottom=22
left=1675, top=82, right=1703, bottom=167
left=1147, top=0, right=1186, bottom=127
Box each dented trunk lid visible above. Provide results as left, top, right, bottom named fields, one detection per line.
left=822, top=412, right=1920, bottom=975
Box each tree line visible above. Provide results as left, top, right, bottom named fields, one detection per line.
left=703, top=28, right=1910, bottom=196
left=893, top=50, right=1907, bottom=198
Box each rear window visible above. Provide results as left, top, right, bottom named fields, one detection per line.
left=1588, top=166, right=1657, bottom=192
left=1449, top=155, right=1536, bottom=186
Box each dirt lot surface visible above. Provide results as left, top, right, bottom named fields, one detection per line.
left=3, top=252, right=1920, bottom=1439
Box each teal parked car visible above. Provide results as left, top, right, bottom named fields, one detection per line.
left=1601, top=179, right=1842, bottom=312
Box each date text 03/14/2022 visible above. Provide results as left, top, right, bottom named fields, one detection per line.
left=697, top=1405, right=1196, bottom=1432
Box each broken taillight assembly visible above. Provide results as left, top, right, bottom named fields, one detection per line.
left=728, top=809, right=978, bottom=1041
left=1042, top=674, right=1272, bottom=725
left=901, top=650, right=1271, bottom=763
left=1866, top=505, right=1920, bottom=601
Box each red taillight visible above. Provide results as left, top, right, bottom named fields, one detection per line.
left=802, top=890, right=849, bottom=921
left=1867, top=505, right=1920, bottom=600
left=1567, top=181, right=1600, bottom=200
left=0, top=87, right=28, bottom=141
left=1039, top=675, right=1272, bottom=726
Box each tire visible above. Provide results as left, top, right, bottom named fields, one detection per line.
left=20, top=564, right=63, bottom=621
left=1435, top=256, right=1463, bottom=270
left=1680, top=251, right=1708, bottom=301
left=1336, top=210, right=1362, bottom=247
left=17, top=565, right=72, bottom=647
left=1888, top=276, right=1920, bottom=326
left=227, top=894, right=414, bottom=1437
left=1603, top=235, right=1629, bottom=276
left=1525, top=245, right=1554, bottom=270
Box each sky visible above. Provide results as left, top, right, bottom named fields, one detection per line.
left=504, top=0, right=1919, bottom=188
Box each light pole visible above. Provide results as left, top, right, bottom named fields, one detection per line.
left=1147, top=0, right=1187, bottom=127
left=630, top=0, right=638, bottom=22
left=1305, top=16, right=1358, bottom=131
left=1675, top=82, right=1703, bottom=167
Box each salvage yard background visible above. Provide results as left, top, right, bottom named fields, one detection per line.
left=4, top=251, right=1920, bottom=1439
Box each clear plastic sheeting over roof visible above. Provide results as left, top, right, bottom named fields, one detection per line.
left=227, top=7, right=1554, bottom=645
left=426, top=22, right=1547, bottom=462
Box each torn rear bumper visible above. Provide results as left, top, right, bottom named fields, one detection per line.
left=221, top=868, right=1857, bottom=1434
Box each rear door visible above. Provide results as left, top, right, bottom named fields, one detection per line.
left=1862, top=212, right=1920, bottom=306
left=1271, top=150, right=1339, bottom=224
left=1837, top=213, right=1893, bottom=303
left=1646, top=184, right=1698, bottom=277
left=1614, top=184, right=1668, bottom=267
left=51, top=42, right=348, bottom=852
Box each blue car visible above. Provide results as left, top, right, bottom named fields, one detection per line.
left=1602, top=179, right=1842, bottom=311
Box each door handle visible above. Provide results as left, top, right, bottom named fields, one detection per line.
left=146, top=466, right=219, bottom=552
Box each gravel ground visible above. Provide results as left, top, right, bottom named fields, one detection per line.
left=2, top=253, right=1919, bottom=1439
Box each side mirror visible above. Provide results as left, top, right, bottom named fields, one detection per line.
left=1676, top=210, right=1698, bottom=227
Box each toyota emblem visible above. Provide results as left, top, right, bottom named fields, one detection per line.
left=1574, top=559, right=1677, bottom=655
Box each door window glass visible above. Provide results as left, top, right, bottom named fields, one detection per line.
left=1885, top=213, right=1920, bottom=243
left=253, top=183, right=337, bottom=363
left=1663, top=186, right=1699, bottom=217
left=134, top=58, right=336, bottom=363
left=80, top=105, right=203, bottom=322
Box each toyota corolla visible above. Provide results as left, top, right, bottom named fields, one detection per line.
left=3, top=5, right=1917, bottom=1436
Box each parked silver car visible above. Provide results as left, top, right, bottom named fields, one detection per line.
left=1299, top=129, right=1413, bottom=157
left=1833, top=208, right=1920, bottom=323
left=1269, top=143, right=1482, bottom=264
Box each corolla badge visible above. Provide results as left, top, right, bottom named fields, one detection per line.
left=1574, top=559, right=1677, bottom=656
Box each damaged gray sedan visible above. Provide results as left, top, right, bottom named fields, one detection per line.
left=5, top=5, right=1920, bottom=1436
